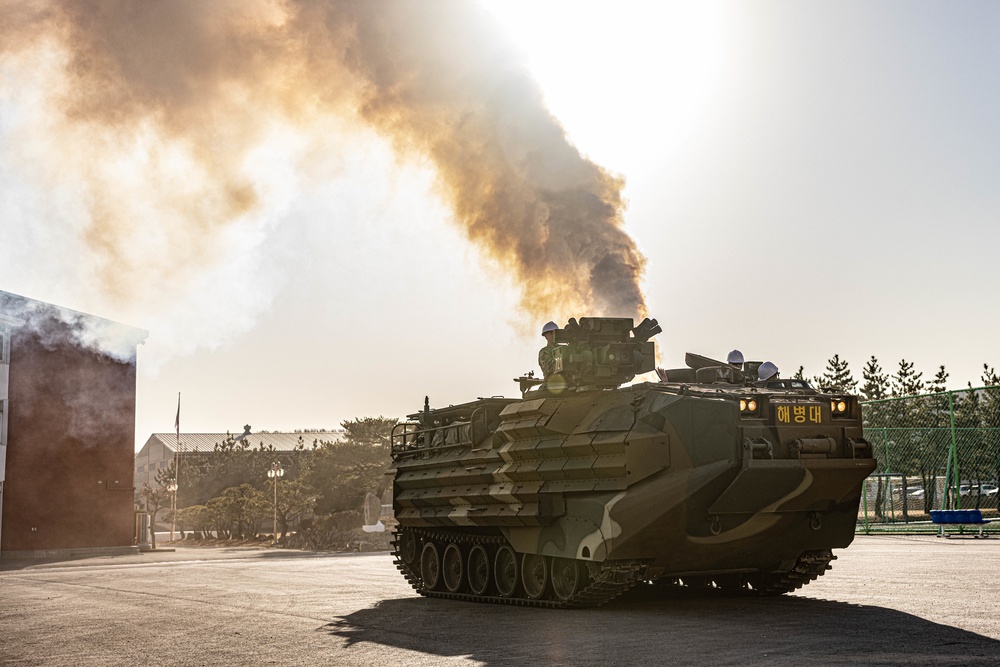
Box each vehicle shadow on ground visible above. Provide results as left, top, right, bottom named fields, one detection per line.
left=321, top=586, right=1000, bottom=666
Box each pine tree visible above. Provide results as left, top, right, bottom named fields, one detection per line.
left=819, top=354, right=857, bottom=392
left=793, top=366, right=805, bottom=381
left=927, top=365, right=949, bottom=394
left=977, top=368, right=1000, bottom=474
left=954, top=382, right=982, bottom=427
left=890, top=359, right=925, bottom=397
left=860, top=356, right=889, bottom=400
left=303, top=417, right=395, bottom=515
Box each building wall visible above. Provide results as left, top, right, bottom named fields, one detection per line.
left=0, top=294, right=142, bottom=554
left=134, top=437, right=172, bottom=490
left=0, top=318, right=15, bottom=547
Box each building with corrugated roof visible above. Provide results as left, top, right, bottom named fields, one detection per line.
left=134, top=430, right=345, bottom=490
left=0, top=290, right=146, bottom=559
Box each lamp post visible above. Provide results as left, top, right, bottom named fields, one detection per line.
left=267, top=462, right=284, bottom=545
left=167, top=480, right=178, bottom=542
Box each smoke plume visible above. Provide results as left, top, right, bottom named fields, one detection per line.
left=0, top=0, right=646, bottom=323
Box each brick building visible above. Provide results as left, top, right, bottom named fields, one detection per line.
left=0, top=290, right=146, bottom=558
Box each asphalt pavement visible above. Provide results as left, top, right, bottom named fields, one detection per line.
left=1, top=535, right=997, bottom=666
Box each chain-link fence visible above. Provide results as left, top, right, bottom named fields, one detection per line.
left=858, top=386, right=1000, bottom=535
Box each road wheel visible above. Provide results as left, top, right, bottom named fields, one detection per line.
left=399, top=530, right=417, bottom=566
left=442, top=543, right=464, bottom=593
left=420, top=542, right=441, bottom=591
left=550, top=557, right=585, bottom=602
left=521, top=553, right=549, bottom=600
left=467, top=544, right=491, bottom=596
left=494, top=545, right=519, bottom=598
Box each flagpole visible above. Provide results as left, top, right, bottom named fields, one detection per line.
left=171, top=392, right=180, bottom=542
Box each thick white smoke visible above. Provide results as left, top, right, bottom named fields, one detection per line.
left=0, top=0, right=647, bottom=368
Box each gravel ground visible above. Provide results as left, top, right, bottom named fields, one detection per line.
left=1, top=535, right=997, bottom=666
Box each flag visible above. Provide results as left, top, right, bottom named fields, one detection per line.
left=174, top=392, right=180, bottom=436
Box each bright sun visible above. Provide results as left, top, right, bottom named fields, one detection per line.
left=478, top=0, right=731, bottom=172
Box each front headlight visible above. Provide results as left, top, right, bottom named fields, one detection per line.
left=740, top=397, right=760, bottom=417
left=831, top=398, right=851, bottom=418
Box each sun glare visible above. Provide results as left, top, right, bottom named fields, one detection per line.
left=479, top=0, right=730, bottom=171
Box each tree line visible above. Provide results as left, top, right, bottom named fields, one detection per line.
left=136, top=416, right=395, bottom=549
left=792, top=356, right=1000, bottom=399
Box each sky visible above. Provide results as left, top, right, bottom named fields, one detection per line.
left=1, top=1, right=999, bottom=449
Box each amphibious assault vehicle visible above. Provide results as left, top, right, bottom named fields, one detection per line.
left=389, top=317, right=876, bottom=607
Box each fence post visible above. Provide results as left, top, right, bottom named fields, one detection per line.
left=882, top=427, right=891, bottom=474
left=881, top=427, right=894, bottom=522
left=948, top=391, right=960, bottom=510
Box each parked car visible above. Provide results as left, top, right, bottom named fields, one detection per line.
left=960, top=482, right=998, bottom=497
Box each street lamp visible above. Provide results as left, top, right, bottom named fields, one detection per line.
left=267, top=462, right=284, bottom=545
left=167, top=480, right=178, bottom=542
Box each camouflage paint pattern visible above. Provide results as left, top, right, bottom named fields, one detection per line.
left=390, top=318, right=876, bottom=597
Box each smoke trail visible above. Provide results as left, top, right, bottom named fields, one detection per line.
left=0, top=0, right=646, bottom=322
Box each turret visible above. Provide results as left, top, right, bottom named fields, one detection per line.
left=549, top=317, right=660, bottom=388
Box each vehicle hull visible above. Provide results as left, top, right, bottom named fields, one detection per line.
left=391, top=381, right=875, bottom=605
